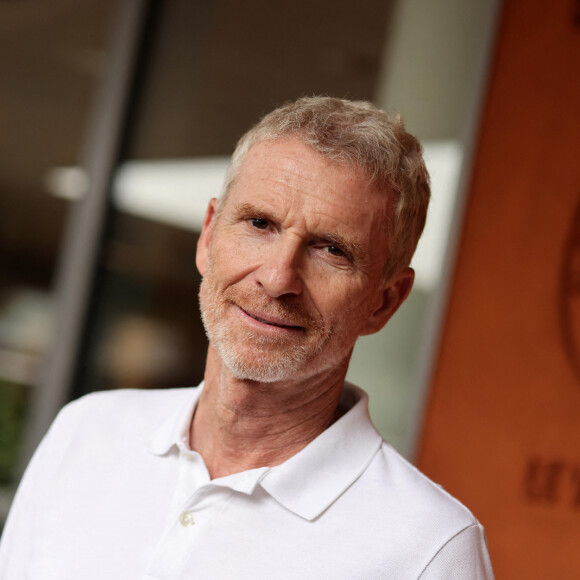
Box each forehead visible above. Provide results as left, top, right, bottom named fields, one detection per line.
left=224, top=138, right=391, bottom=238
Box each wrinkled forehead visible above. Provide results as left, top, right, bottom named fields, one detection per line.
left=229, top=137, right=390, bottom=204
left=230, top=138, right=384, bottom=203
left=222, top=135, right=390, bottom=199
left=221, top=138, right=392, bottom=258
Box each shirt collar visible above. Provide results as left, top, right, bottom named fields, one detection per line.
left=148, top=383, right=204, bottom=455
left=147, top=381, right=382, bottom=521
left=260, top=383, right=382, bottom=521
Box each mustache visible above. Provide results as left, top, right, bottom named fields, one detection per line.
left=226, top=288, right=321, bottom=330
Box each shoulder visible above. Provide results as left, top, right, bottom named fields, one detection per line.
left=335, top=384, right=480, bottom=537
left=347, top=442, right=492, bottom=575
left=59, top=385, right=197, bottom=418
left=47, top=386, right=199, bottom=443
left=373, top=442, right=478, bottom=528
left=361, top=443, right=478, bottom=541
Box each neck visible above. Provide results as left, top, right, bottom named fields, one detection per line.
left=190, top=346, right=347, bottom=479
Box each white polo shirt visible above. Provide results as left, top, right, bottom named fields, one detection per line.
left=0, top=383, right=494, bottom=579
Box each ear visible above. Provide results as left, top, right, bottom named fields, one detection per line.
left=196, top=198, right=219, bottom=276
left=359, top=267, right=415, bottom=336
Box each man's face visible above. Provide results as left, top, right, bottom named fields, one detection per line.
left=197, top=137, right=412, bottom=383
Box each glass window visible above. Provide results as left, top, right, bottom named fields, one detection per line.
left=0, top=0, right=118, bottom=527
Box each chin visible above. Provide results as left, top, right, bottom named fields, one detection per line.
left=216, top=341, right=316, bottom=383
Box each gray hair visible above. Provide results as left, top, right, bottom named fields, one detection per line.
left=221, top=96, right=430, bottom=281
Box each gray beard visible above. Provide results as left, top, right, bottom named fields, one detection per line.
left=198, top=276, right=330, bottom=383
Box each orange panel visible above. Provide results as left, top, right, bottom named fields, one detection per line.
left=417, top=1, right=580, bottom=578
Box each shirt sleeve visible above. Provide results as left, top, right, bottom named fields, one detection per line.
left=418, top=523, right=495, bottom=580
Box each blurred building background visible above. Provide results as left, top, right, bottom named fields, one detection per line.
left=1, top=0, right=579, bottom=577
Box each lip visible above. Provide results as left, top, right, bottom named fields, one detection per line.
left=237, top=305, right=304, bottom=331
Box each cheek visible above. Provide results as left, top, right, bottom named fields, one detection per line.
left=324, top=286, right=381, bottom=332
left=313, top=274, right=369, bottom=306
left=207, top=241, right=255, bottom=288
left=311, top=284, right=360, bottom=322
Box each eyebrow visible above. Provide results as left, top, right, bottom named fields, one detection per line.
left=232, top=202, right=271, bottom=221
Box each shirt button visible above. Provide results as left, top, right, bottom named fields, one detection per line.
left=179, top=512, right=196, bottom=527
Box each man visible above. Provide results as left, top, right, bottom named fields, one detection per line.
left=0, top=97, right=494, bottom=578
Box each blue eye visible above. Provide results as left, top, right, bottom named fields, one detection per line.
left=250, top=218, right=268, bottom=230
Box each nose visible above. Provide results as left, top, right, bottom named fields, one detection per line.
left=255, top=235, right=304, bottom=298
